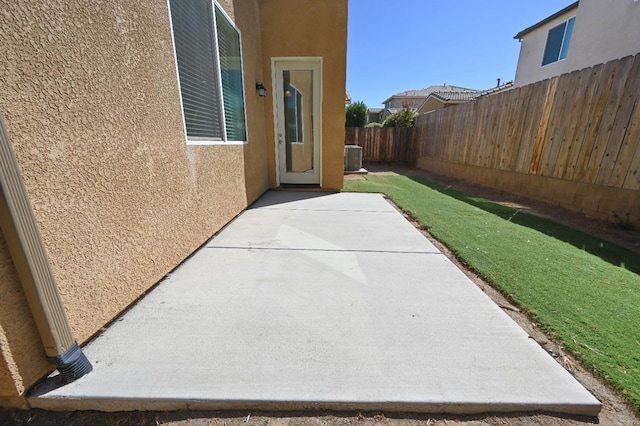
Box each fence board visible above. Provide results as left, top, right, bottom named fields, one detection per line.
left=568, top=62, right=615, bottom=181
left=585, top=55, right=635, bottom=182
left=500, top=88, right=519, bottom=170
left=573, top=60, right=620, bottom=181
left=409, top=54, right=640, bottom=192
left=596, top=55, right=640, bottom=186
left=612, top=85, right=640, bottom=187
left=557, top=68, right=593, bottom=179
left=350, top=54, right=640, bottom=195
left=529, top=77, right=559, bottom=174
left=622, top=132, right=640, bottom=190
left=513, top=81, right=540, bottom=174
left=345, top=127, right=417, bottom=165
left=540, top=71, right=575, bottom=178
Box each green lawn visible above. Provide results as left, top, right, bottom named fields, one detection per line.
left=344, top=174, right=640, bottom=411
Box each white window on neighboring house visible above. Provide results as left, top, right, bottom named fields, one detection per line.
left=168, top=0, right=247, bottom=144
left=542, top=16, right=576, bottom=66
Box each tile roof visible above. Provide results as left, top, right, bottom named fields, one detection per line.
left=382, top=85, right=478, bottom=104
left=382, top=82, right=514, bottom=113
left=429, top=90, right=482, bottom=102
left=477, top=81, right=514, bottom=97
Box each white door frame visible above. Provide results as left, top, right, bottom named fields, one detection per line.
left=271, top=57, right=322, bottom=185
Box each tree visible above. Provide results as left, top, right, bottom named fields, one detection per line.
left=382, top=106, right=415, bottom=128
left=345, top=101, right=367, bottom=127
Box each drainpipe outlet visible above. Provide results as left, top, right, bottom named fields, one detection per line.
left=47, top=342, right=93, bottom=383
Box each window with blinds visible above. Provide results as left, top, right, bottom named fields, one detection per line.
left=169, top=0, right=247, bottom=143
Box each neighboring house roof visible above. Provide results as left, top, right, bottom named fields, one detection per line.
left=415, top=88, right=482, bottom=114
left=381, top=85, right=477, bottom=105
left=381, top=83, right=511, bottom=118
left=428, top=90, right=481, bottom=103
left=417, top=82, right=514, bottom=115
left=477, top=81, right=514, bottom=97
left=514, top=1, right=579, bottom=39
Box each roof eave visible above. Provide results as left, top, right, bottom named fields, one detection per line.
left=514, top=1, right=579, bottom=40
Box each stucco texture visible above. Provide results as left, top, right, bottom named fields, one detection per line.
left=0, top=0, right=346, bottom=404
left=0, top=0, right=271, bottom=397
left=514, top=0, right=640, bottom=87
left=259, top=0, right=348, bottom=191
left=0, top=229, right=51, bottom=402
left=233, top=0, right=271, bottom=205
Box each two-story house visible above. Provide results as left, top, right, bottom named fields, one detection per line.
left=376, top=85, right=481, bottom=122
left=514, top=0, right=640, bottom=87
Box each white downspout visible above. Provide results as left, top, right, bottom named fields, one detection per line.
left=0, top=111, right=91, bottom=383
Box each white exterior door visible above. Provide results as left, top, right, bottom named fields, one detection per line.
left=273, top=59, right=322, bottom=185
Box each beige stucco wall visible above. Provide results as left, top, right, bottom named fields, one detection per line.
left=0, top=229, right=50, bottom=405
left=233, top=0, right=271, bottom=205
left=417, top=98, right=446, bottom=115
left=566, top=0, right=640, bottom=81
left=259, top=0, right=348, bottom=191
left=514, top=8, right=577, bottom=87
left=389, top=97, right=425, bottom=109
left=515, top=0, right=640, bottom=87
left=0, top=0, right=273, bottom=404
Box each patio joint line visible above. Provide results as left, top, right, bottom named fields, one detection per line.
left=250, top=208, right=397, bottom=213
left=206, top=246, right=442, bottom=254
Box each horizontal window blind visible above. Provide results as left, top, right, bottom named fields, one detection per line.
left=169, top=0, right=247, bottom=143
left=170, top=0, right=223, bottom=140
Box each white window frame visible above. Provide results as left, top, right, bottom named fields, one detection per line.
left=541, top=16, right=576, bottom=67
left=167, top=0, right=248, bottom=145
left=285, top=83, right=305, bottom=144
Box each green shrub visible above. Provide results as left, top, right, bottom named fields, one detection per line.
left=382, top=107, right=415, bottom=128
left=345, top=101, right=368, bottom=127
left=365, top=122, right=383, bottom=128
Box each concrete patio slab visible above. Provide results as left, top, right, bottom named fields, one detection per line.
left=29, top=191, right=601, bottom=415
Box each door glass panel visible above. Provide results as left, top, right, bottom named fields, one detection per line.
left=283, top=70, right=314, bottom=173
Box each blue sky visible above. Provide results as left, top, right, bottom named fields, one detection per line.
left=347, top=0, right=574, bottom=108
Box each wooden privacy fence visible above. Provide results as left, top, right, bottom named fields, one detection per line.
left=345, top=127, right=418, bottom=165
left=417, top=54, right=640, bottom=192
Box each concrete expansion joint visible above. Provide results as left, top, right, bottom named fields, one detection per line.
left=252, top=208, right=397, bottom=214
left=206, top=246, right=443, bottom=255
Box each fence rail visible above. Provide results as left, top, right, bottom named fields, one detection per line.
left=345, top=127, right=418, bottom=165
left=417, top=54, right=640, bottom=191
left=344, top=54, right=640, bottom=224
